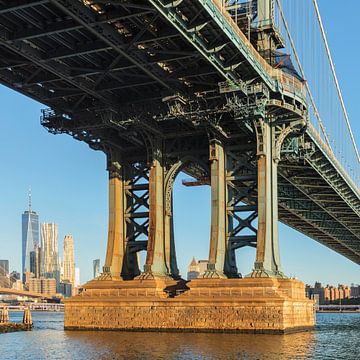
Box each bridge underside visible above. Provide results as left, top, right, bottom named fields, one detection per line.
left=0, top=0, right=359, bottom=333
left=0, top=0, right=358, bottom=265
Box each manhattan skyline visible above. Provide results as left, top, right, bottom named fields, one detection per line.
left=0, top=3, right=359, bottom=285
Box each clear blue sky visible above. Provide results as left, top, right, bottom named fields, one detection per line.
left=0, top=0, right=359, bottom=286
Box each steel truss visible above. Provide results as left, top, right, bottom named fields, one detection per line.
left=0, top=0, right=359, bottom=274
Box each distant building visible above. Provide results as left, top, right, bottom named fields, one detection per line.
left=0, top=260, right=9, bottom=276
left=28, top=277, right=56, bottom=296
left=93, top=259, right=100, bottom=278
left=12, top=279, right=23, bottom=291
left=351, top=284, right=360, bottom=298
left=24, top=271, right=34, bottom=286
left=30, top=245, right=41, bottom=278
left=338, top=284, right=350, bottom=300
left=41, top=223, right=60, bottom=288
left=63, top=235, right=75, bottom=288
left=9, top=271, right=20, bottom=289
left=10, top=271, right=20, bottom=281
left=0, top=259, right=10, bottom=288
left=307, top=282, right=351, bottom=304
left=187, top=257, right=208, bottom=280
left=58, top=281, right=73, bottom=298
left=22, top=192, right=39, bottom=280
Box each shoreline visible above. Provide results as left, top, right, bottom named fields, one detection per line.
left=317, top=310, right=360, bottom=313
left=0, top=323, right=31, bottom=334
left=9, top=309, right=63, bottom=313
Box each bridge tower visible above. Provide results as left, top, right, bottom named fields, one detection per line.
left=30, top=0, right=315, bottom=332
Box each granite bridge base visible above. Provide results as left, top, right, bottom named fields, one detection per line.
left=64, top=278, right=314, bottom=334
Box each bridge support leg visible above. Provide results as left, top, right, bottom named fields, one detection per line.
left=141, top=150, right=171, bottom=279
left=251, top=119, right=284, bottom=277
left=102, top=155, right=126, bottom=280
left=202, top=140, right=227, bottom=278
left=101, top=156, right=145, bottom=280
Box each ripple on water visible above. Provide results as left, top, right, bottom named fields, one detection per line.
left=0, top=312, right=360, bottom=359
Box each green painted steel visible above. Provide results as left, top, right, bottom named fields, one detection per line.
left=197, top=0, right=276, bottom=90
left=0, top=0, right=358, bottom=271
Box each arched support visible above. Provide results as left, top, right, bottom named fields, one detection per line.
left=250, top=118, right=292, bottom=277
left=163, top=155, right=209, bottom=279
left=164, top=203, right=179, bottom=279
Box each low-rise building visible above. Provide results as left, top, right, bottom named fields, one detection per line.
left=28, top=277, right=57, bottom=296
left=187, top=257, right=209, bottom=280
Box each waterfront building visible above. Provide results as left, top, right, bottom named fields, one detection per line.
left=307, top=282, right=351, bottom=304
left=351, top=284, right=360, bottom=298
left=187, top=257, right=208, bottom=280
left=40, top=223, right=60, bottom=287
left=21, top=193, right=39, bottom=280
left=323, top=286, right=330, bottom=303
left=30, top=245, right=41, bottom=278
left=63, top=235, right=75, bottom=287
left=338, top=284, right=350, bottom=300
left=28, top=277, right=56, bottom=296
left=93, top=259, right=100, bottom=278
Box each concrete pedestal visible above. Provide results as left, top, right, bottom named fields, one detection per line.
left=64, top=278, right=314, bottom=334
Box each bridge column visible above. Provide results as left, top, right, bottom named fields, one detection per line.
left=141, top=144, right=171, bottom=279
left=202, top=140, right=227, bottom=278
left=102, top=154, right=126, bottom=279
left=251, top=119, right=284, bottom=277
left=102, top=155, right=142, bottom=280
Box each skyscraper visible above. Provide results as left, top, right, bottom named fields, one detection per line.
left=41, top=223, right=60, bottom=287
left=30, top=245, right=41, bottom=278
left=22, top=191, right=39, bottom=279
left=93, top=259, right=100, bottom=278
left=63, top=235, right=75, bottom=286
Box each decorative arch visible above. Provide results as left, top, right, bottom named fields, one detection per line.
left=163, top=155, right=210, bottom=278
left=164, top=155, right=210, bottom=216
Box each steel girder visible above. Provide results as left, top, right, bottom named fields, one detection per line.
left=225, top=148, right=258, bottom=277
left=0, top=0, right=359, bottom=269
left=102, top=154, right=149, bottom=280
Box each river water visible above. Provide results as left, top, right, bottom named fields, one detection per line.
left=0, top=312, right=359, bottom=359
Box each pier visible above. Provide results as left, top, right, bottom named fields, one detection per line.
left=0, top=306, right=33, bottom=334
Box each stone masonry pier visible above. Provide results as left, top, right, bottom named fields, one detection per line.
left=65, top=278, right=314, bottom=334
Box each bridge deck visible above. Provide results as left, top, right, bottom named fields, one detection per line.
left=0, top=0, right=359, bottom=264
left=0, top=287, right=52, bottom=299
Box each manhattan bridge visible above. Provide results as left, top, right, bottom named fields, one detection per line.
left=0, top=0, right=359, bottom=332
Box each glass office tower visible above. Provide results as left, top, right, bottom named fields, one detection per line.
left=22, top=203, right=39, bottom=280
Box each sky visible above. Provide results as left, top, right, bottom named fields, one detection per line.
left=0, top=0, right=359, bottom=286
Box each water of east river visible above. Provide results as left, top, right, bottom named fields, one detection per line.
left=0, top=312, right=359, bottom=359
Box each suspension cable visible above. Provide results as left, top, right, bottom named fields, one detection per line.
left=312, top=0, right=360, bottom=164
left=275, top=0, right=332, bottom=149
